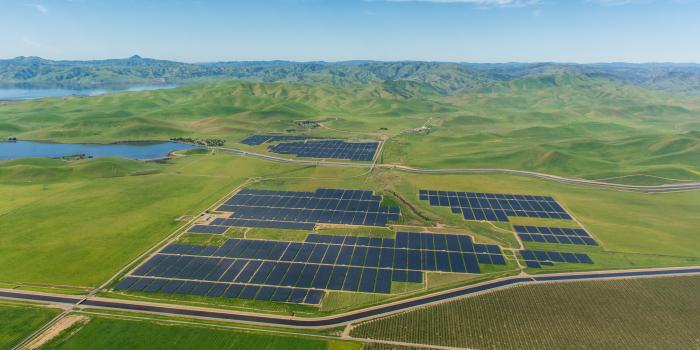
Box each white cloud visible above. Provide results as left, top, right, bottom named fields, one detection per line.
left=25, top=3, right=49, bottom=14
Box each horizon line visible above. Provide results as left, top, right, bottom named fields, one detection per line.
left=2, top=55, right=700, bottom=66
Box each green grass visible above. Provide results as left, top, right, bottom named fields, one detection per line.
left=0, top=302, right=60, bottom=349
left=1, top=132, right=699, bottom=315
left=41, top=316, right=359, bottom=350
left=350, top=275, right=700, bottom=350
left=0, top=153, right=298, bottom=287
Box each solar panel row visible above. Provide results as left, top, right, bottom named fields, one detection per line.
left=131, top=254, right=394, bottom=293
left=188, top=225, right=228, bottom=234
left=212, top=188, right=399, bottom=229
left=118, top=230, right=509, bottom=303
left=160, top=237, right=503, bottom=273
left=240, top=135, right=321, bottom=146
left=242, top=188, right=377, bottom=199
left=211, top=218, right=316, bottom=231
left=419, top=189, right=572, bottom=222
left=307, top=232, right=502, bottom=255
left=520, top=249, right=594, bottom=268
left=218, top=208, right=392, bottom=227
left=514, top=225, right=597, bottom=246
left=114, top=276, right=324, bottom=305
left=269, top=140, right=379, bottom=161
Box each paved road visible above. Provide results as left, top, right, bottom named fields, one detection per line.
left=3, top=266, right=699, bottom=329
left=217, top=147, right=700, bottom=193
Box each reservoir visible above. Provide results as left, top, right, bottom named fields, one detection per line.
left=0, top=141, right=200, bottom=160
left=0, top=85, right=177, bottom=101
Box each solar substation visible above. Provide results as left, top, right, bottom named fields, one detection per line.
left=419, top=190, right=572, bottom=222
left=115, top=231, right=507, bottom=304
left=514, top=225, right=597, bottom=246
left=186, top=188, right=400, bottom=232
left=240, top=135, right=322, bottom=146
left=519, top=249, right=594, bottom=268
left=268, top=140, right=379, bottom=161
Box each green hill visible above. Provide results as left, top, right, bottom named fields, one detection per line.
left=1, top=76, right=698, bottom=180
left=3, top=56, right=700, bottom=94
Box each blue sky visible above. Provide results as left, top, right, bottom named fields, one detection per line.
left=1, top=0, right=699, bottom=63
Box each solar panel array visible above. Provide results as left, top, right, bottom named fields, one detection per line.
left=213, top=188, right=400, bottom=230
left=115, top=231, right=506, bottom=304
left=115, top=276, right=323, bottom=305
left=520, top=250, right=594, bottom=268
left=268, top=140, right=379, bottom=161
left=514, top=225, right=597, bottom=246
left=306, top=232, right=506, bottom=274
left=240, top=135, right=321, bottom=146
left=188, top=225, right=228, bottom=234
left=419, top=190, right=572, bottom=222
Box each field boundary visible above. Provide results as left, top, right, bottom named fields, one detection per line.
left=2, top=266, right=699, bottom=330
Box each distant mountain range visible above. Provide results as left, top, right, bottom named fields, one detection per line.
left=2, top=55, right=700, bottom=94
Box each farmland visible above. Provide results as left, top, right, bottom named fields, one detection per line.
left=0, top=302, right=60, bottom=349
left=350, top=275, right=700, bottom=349
left=40, top=315, right=359, bottom=350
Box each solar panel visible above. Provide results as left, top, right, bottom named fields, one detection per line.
left=304, top=290, right=324, bottom=305
left=268, top=140, right=379, bottom=162
left=515, top=225, right=596, bottom=246
left=520, top=249, right=593, bottom=268
left=210, top=188, right=400, bottom=230
left=420, top=189, right=572, bottom=223
left=188, top=225, right=228, bottom=234
left=120, top=230, right=509, bottom=303
left=240, top=135, right=322, bottom=146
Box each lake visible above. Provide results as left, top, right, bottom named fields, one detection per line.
left=0, top=141, right=200, bottom=160
left=0, top=85, right=177, bottom=101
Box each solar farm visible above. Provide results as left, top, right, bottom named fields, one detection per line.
left=269, top=140, right=379, bottom=161
left=115, top=230, right=508, bottom=304
left=419, top=190, right=571, bottom=222
left=112, top=184, right=602, bottom=307
left=240, top=134, right=380, bottom=161
left=190, top=188, right=400, bottom=232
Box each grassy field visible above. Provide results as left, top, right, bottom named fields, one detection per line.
left=0, top=137, right=698, bottom=315
left=0, top=152, right=300, bottom=287
left=40, top=315, right=359, bottom=350
left=0, top=78, right=698, bottom=180
left=1, top=149, right=698, bottom=303
left=350, top=275, right=700, bottom=349
left=0, top=302, right=60, bottom=349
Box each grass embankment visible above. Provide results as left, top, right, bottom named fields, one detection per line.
left=0, top=302, right=60, bottom=349
left=40, top=315, right=359, bottom=350
left=350, top=275, right=700, bottom=350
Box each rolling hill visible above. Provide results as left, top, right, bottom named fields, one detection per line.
left=2, top=56, right=700, bottom=94
left=1, top=74, right=698, bottom=181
